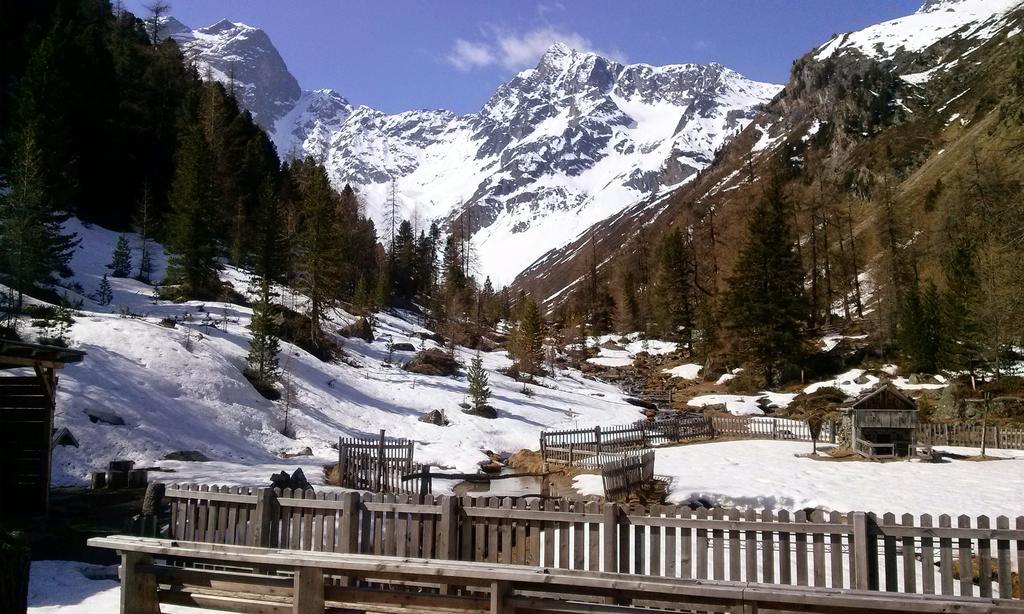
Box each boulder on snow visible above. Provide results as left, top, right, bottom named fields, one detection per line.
left=403, top=348, right=460, bottom=376
left=625, top=397, right=657, bottom=410
left=281, top=446, right=313, bottom=458
left=417, top=331, right=445, bottom=344
left=462, top=405, right=498, bottom=419
left=392, top=342, right=416, bottom=352
left=418, top=409, right=450, bottom=426
left=270, top=468, right=312, bottom=492
left=339, top=317, right=373, bottom=342
left=85, top=408, right=125, bottom=426
left=163, top=450, right=210, bottom=462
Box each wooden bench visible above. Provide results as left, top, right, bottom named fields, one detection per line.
left=88, top=535, right=1023, bottom=613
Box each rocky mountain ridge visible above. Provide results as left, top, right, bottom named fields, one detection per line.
left=163, top=19, right=779, bottom=283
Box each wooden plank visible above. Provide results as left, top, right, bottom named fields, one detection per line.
left=882, top=512, right=897, bottom=592
left=783, top=509, right=796, bottom=585
left=762, top=509, right=775, bottom=584
left=938, top=514, right=954, bottom=596
left=572, top=499, right=585, bottom=571
left=727, top=508, right=741, bottom=582
left=617, top=501, right=629, bottom=574
left=119, top=552, right=158, bottom=614
left=995, top=516, right=1011, bottom=599
left=958, top=514, right=973, bottom=597
left=383, top=493, right=396, bottom=556
left=920, top=514, right=935, bottom=595
left=631, top=504, right=644, bottom=577
left=395, top=493, right=409, bottom=557
left=586, top=501, right=599, bottom=572
left=664, top=506, right=677, bottom=579
left=679, top=506, right=692, bottom=579
left=516, top=498, right=529, bottom=566
left=1016, top=516, right=1024, bottom=600
left=744, top=508, right=757, bottom=583
left=358, top=492, right=372, bottom=555
left=279, top=488, right=293, bottom=549
left=829, top=510, right=844, bottom=589
left=558, top=498, right=570, bottom=569
left=901, top=513, right=917, bottom=594
left=307, top=490, right=320, bottom=552
left=812, top=510, right=826, bottom=588
left=529, top=499, right=542, bottom=567
left=226, top=487, right=239, bottom=546
left=648, top=505, right=661, bottom=577
left=695, top=507, right=708, bottom=580
left=292, top=566, right=324, bottom=613
left=711, top=506, right=724, bottom=581
left=196, top=484, right=209, bottom=543
left=409, top=494, right=423, bottom=558
left=543, top=498, right=556, bottom=568
left=977, top=515, right=992, bottom=598
left=422, top=494, right=437, bottom=559
left=291, top=488, right=305, bottom=550
left=488, top=497, right=500, bottom=564
left=461, top=496, right=475, bottom=562
left=790, top=507, right=806, bottom=585
left=601, top=502, right=617, bottom=573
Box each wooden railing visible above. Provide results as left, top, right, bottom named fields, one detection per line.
left=91, top=535, right=1020, bottom=614
left=540, top=414, right=712, bottom=467
left=853, top=437, right=896, bottom=458
left=337, top=430, right=428, bottom=493
left=600, top=450, right=655, bottom=502
left=709, top=415, right=837, bottom=443
left=919, top=423, right=1024, bottom=450
left=157, top=483, right=1024, bottom=600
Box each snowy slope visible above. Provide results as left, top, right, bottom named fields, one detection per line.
left=814, top=0, right=1022, bottom=62
left=166, top=17, right=780, bottom=284
left=20, top=221, right=638, bottom=489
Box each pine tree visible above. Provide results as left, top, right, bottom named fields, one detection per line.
left=898, top=279, right=942, bottom=373
left=656, top=229, right=697, bottom=351
left=467, top=351, right=492, bottom=412
left=245, top=274, right=281, bottom=393
left=0, top=127, right=78, bottom=308
left=513, top=297, right=544, bottom=374
left=724, top=181, right=806, bottom=386
left=96, top=274, right=114, bottom=306
left=165, top=123, right=221, bottom=299
left=110, top=235, right=133, bottom=277
left=293, top=160, right=345, bottom=346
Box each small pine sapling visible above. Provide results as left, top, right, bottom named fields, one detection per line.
left=110, top=235, right=133, bottom=278
left=467, top=351, right=491, bottom=412
left=96, top=274, right=113, bottom=306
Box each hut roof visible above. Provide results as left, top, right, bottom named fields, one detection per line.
left=844, top=381, right=917, bottom=411
left=0, top=339, right=86, bottom=369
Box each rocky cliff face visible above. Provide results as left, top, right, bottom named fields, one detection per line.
left=510, top=0, right=1024, bottom=305
left=163, top=20, right=779, bottom=283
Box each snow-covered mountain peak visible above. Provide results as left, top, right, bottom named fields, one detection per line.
left=169, top=17, right=300, bottom=131
left=172, top=17, right=779, bottom=284
left=815, top=0, right=1021, bottom=61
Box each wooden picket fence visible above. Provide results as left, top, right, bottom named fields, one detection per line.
left=158, top=483, right=1024, bottom=601
left=600, top=450, right=655, bottom=502
left=540, top=414, right=712, bottom=467
left=709, top=415, right=837, bottom=442
left=337, top=430, right=429, bottom=494
left=919, top=423, right=1024, bottom=450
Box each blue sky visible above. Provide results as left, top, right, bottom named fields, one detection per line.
left=125, top=0, right=922, bottom=115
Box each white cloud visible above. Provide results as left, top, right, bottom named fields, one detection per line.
left=445, top=27, right=626, bottom=73
left=446, top=38, right=497, bottom=71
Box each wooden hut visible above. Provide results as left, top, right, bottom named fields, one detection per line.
left=0, top=339, right=85, bottom=520
left=842, top=382, right=918, bottom=459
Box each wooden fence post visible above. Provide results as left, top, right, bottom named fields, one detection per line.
left=119, top=551, right=157, bottom=614
left=253, top=488, right=278, bottom=548
left=851, top=511, right=877, bottom=591
left=602, top=502, right=618, bottom=573
left=339, top=492, right=360, bottom=554
left=772, top=420, right=778, bottom=440
left=338, top=437, right=347, bottom=488
left=293, top=567, right=324, bottom=613
left=595, top=425, right=602, bottom=456
left=439, top=495, right=462, bottom=595
left=375, top=429, right=386, bottom=491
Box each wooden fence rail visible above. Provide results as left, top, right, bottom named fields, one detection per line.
left=709, top=415, right=837, bottom=443
left=601, top=450, right=655, bottom=502
left=159, top=483, right=1024, bottom=600
left=91, top=535, right=1022, bottom=614
left=919, top=423, right=1024, bottom=450
left=337, top=430, right=428, bottom=493
left=540, top=414, right=712, bottom=467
